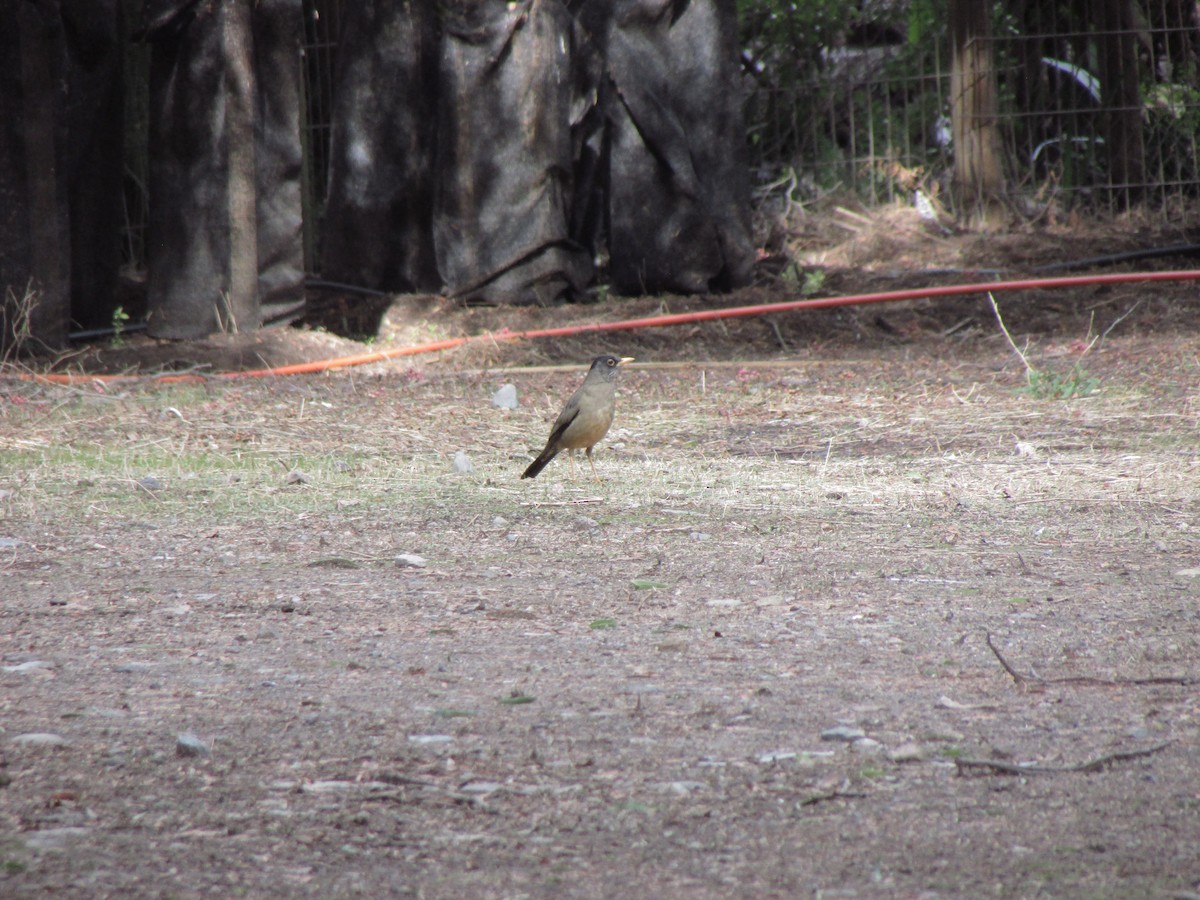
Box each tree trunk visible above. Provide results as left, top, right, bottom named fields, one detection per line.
left=949, top=0, right=1006, bottom=226
left=1096, top=0, right=1144, bottom=206
left=0, top=2, right=72, bottom=353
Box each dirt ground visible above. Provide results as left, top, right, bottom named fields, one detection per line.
left=2, top=214, right=1200, bottom=898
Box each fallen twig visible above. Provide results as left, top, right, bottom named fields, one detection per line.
left=986, top=632, right=1032, bottom=686
left=985, top=632, right=1197, bottom=688
left=363, top=777, right=497, bottom=811
left=798, top=788, right=868, bottom=807
left=519, top=497, right=604, bottom=507
left=955, top=741, right=1172, bottom=777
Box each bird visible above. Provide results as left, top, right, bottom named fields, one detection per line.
left=521, top=354, right=634, bottom=481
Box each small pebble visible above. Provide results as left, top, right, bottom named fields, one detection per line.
left=395, top=553, right=428, bottom=569
left=758, top=751, right=797, bottom=764
left=820, top=725, right=866, bottom=743
left=137, top=475, right=163, bottom=491
left=11, top=733, right=69, bottom=748
left=2, top=660, right=54, bottom=675
left=407, top=734, right=454, bottom=744
left=452, top=451, right=474, bottom=474
left=574, top=515, right=599, bottom=530
left=115, top=662, right=154, bottom=674
left=284, top=470, right=310, bottom=485
left=851, top=738, right=884, bottom=755
left=889, top=742, right=928, bottom=763
left=23, top=827, right=90, bottom=852
left=459, top=780, right=502, bottom=795
left=176, top=732, right=211, bottom=758
left=655, top=780, right=706, bottom=795
left=491, top=384, right=519, bottom=409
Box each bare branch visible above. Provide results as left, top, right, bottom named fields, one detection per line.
left=955, top=741, right=1172, bottom=777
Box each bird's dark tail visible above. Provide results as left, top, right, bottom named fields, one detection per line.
left=521, top=449, right=557, bottom=479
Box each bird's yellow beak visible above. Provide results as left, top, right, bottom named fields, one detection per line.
left=620, top=357, right=635, bottom=364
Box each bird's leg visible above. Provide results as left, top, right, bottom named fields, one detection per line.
left=587, top=447, right=600, bottom=483
left=567, top=449, right=577, bottom=481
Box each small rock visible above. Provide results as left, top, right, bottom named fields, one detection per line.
left=492, top=516, right=509, bottom=528
left=137, top=475, right=163, bottom=491
left=491, top=383, right=518, bottom=409
left=284, top=469, right=310, bottom=485
left=23, top=827, right=90, bottom=852
left=574, top=515, right=599, bottom=530
left=407, top=734, right=454, bottom=745
left=690, top=532, right=711, bottom=542
left=820, top=725, right=866, bottom=743
left=452, top=451, right=474, bottom=474
left=851, top=738, right=884, bottom=755
left=757, top=751, right=797, bottom=764
left=654, top=780, right=706, bottom=795
left=2, top=660, right=54, bottom=675
left=459, top=780, right=502, bottom=795
left=302, top=780, right=390, bottom=793
left=889, top=742, right=928, bottom=763
left=0, top=537, right=20, bottom=549
left=176, top=732, right=210, bottom=758
left=395, top=553, right=427, bottom=569
left=11, top=733, right=69, bottom=748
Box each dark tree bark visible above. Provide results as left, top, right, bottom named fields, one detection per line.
left=949, top=0, right=1006, bottom=225
left=1096, top=0, right=1145, bottom=205
left=0, top=1, right=72, bottom=352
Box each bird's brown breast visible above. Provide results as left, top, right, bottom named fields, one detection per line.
left=555, top=383, right=616, bottom=450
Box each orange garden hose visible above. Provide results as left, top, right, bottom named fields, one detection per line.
left=8, top=269, right=1200, bottom=385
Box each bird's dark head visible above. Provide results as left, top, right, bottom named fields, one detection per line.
left=591, top=354, right=635, bottom=372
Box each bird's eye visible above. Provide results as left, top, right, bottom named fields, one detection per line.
left=607, top=358, right=616, bottom=366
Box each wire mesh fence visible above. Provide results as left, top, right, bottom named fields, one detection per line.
left=739, top=0, right=1200, bottom=218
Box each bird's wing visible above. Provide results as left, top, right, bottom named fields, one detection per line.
left=545, top=405, right=580, bottom=447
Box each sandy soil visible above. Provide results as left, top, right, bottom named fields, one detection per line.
left=2, top=213, right=1199, bottom=898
